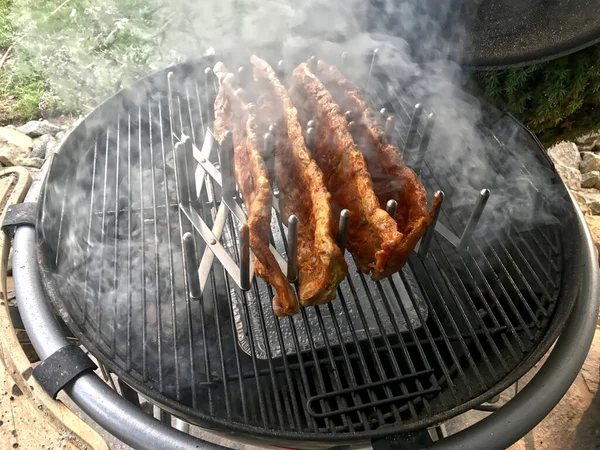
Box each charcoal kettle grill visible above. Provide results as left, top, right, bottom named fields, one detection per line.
left=9, top=2, right=600, bottom=449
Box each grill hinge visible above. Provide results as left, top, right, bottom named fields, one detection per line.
left=2, top=202, right=37, bottom=239
left=32, top=345, right=97, bottom=399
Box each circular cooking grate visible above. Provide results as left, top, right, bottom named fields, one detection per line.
left=36, top=54, right=581, bottom=443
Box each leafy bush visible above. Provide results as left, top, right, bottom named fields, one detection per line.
left=2, top=0, right=600, bottom=144
left=0, top=0, right=266, bottom=122
left=475, top=43, right=600, bottom=146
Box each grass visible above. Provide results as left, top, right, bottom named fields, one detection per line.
left=0, top=0, right=182, bottom=124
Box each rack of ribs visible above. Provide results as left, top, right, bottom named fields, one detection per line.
left=314, top=59, right=439, bottom=279
left=289, top=61, right=406, bottom=277
left=213, top=62, right=299, bottom=316
left=250, top=55, right=348, bottom=307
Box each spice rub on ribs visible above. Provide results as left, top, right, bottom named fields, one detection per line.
left=213, top=62, right=298, bottom=316
left=315, top=59, right=438, bottom=279
left=290, top=61, right=405, bottom=276
left=250, top=55, right=347, bottom=307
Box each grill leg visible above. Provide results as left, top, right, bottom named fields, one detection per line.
left=117, top=379, right=140, bottom=408
left=153, top=405, right=171, bottom=425
left=173, top=418, right=190, bottom=433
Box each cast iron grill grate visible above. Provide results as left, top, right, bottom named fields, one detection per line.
left=36, top=52, right=578, bottom=441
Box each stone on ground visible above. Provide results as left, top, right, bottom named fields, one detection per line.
left=582, top=171, right=600, bottom=189
left=580, top=153, right=600, bottom=174
left=0, top=127, right=33, bottom=166
left=30, top=134, right=55, bottom=159
left=554, top=163, right=582, bottom=190
left=576, top=188, right=600, bottom=215
left=547, top=141, right=581, bottom=169
left=21, top=157, right=44, bottom=169
left=17, top=120, right=61, bottom=138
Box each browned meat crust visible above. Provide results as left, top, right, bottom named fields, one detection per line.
left=315, top=59, right=438, bottom=279
left=289, top=62, right=405, bottom=275
left=250, top=55, right=348, bottom=307
left=213, top=62, right=298, bottom=316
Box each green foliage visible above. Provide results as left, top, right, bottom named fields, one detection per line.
left=475, top=44, right=600, bottom=146
left=0, top=0, right=14, bottom=49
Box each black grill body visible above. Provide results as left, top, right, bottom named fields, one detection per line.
left=36, top=54, right=582, bottom=443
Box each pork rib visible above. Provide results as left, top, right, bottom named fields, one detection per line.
left=290, top=62, right=405, bottom=275
left=251, top=55, right=348, bottom=306
left=213, top=62, right=298, bottom=316
left=315, top=60, right=438, bottom=279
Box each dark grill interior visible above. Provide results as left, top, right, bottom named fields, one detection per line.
left=37, top=53, right=580, bottom=441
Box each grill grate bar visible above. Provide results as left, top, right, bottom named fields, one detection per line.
left=478, top=241, right=541, bottom=328
left=160, top=97, right=183, bottom=400
left=97, top=128, right=111, bottom=341
left=82, top=138, right=99, bottom=326
left=335, top=288, right=387, bottom=425
left=503, top=229, right=556, bottom=299
left=55, top=174, right=68, bottom=267
left=345, top=275, right=404, bottom=421
left=221, top=199, right=271, bottom=426
left=422, top=252, right=488, bottom=390
left=313, top=307, right=356, bottom=432
left=286, top=313, right=320, bottom=432
left=429, top=252, right=499, bottom=378
left=137, top=107, right=148, bottom=381
left=307, top=369, right=440, bottom=419
left=513, top=229, right=558, bottom=289
left=111, top=117, right=121, bottom=357
left=353, top=271, right=419, bottom=420
left=372, top=279, right=435, bottom=414
left=412, top=153, right=538, bottom=343
left=251, top=281, right=287, bottom=429
left=148, top=102, right=165, bottom=390
left=300, top=307, right=337, bottom=432
left=434, top=248, right=513, bottom=371
left=126, top=115, right=133, bottom=371
left=325, top=301, right=370, bottom=430
left=203, top=176, right=233, bottom=418
left=389, top=274, right=459, bottom=402
left=210, top=257, right=232, bottom=418
left=268, top=297, right=304, bottom=431
left=410, top=257, right=476, bottom=397
left=233, top=243, right=272, bottom=424
left=271, top=213, right=334, bottom=430
left=220, top=322, right=518, bottom=381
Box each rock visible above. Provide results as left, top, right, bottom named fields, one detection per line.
left=0, top=127, right=34, bottom=166
left=4, top=124, right=15, bottom=130
left=576, top=132, right=600, bottom=145
left=30, top=134, right=55, bottom=159
left=576, top=188, right=600, bottom=215
left=573, top=190, right=592, bottom=216
left=55, top=131, right=65, bottom=141
left=21, top=157, right=44, bottom=169
left=578, top=136, right=600, bottom=152
left=580, top=153, right=600, bottom=173
left=582, top=171, right=600, bottom=189
left=547, top=141, right=581, bottom=169
left=581, top=151, right=596, bottom=163
left=554, top=163, right=582, bottom=190
left=18, top=120, right=61, bottom=138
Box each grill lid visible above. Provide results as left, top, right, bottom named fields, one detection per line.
left=364, top=0, right=600, bottom=68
